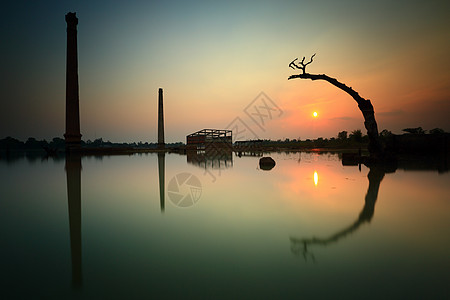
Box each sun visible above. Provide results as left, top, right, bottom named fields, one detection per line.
left=313, top=111, right=318, bottom=117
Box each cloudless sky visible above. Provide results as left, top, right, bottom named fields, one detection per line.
left=1, top=0, right=449, bottom=142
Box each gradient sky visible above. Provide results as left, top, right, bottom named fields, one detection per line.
left=1, top=0, right=449, bottom=142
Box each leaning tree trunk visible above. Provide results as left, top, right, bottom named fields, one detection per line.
left=288, top=73, right=383, bottom=157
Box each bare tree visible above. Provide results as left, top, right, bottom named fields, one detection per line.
left=288, top=54, right=382, bottom=156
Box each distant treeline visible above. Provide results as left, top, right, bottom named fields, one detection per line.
left=0, top=137, right=184, bottom=151
left=0, top=127, right=447, bottom=151
left=236, top=127, right=448, bottom=150
left=237, top=129, right=370, bottom=149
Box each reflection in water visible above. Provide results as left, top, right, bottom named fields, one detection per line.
left=1, top=151, right=449, bottom=298
left=0, top=150, right=65, bottom=165
left=186, top=148, right=233, bottom=170
left=158, top=152, right=165, bottom=213
left=65, top=154, right=82, bottom=288
left=65, top=153, right=166, bottom=289
left=291, top=165, right=389, bottom=260
left=187, top=149, right=233, bottom=182
left=236, top=151, right=263, bottom=157
left=313, top=171, right=318, bottom=186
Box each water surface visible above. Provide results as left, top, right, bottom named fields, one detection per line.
left=1, top=152, right=449, bottom=299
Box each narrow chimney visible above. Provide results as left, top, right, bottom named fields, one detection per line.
left=158, top=88, right=165, bottom=149
left=64, top=12, right=82, bottom=150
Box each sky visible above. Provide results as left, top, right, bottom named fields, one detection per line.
left=1, top=0, right=449, bottom=143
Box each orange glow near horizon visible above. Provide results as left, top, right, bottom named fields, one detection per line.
left=2, top=1, right=450, bottom=143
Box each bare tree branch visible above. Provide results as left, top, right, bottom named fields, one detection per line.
left=289, top=73, right=364, bottom=105
left=288, top=58, right=300, bottom=70
left=289, top=54, right=316, bottom=74
left=288, top=56, right=383, bottom=155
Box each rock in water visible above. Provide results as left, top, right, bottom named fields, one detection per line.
left=259, top=157, right=276, bottom=170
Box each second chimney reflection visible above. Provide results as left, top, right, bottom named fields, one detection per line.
left=158, top=152, right=165, bottom=213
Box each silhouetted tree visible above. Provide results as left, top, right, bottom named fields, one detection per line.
left=402, top=127, right=425, bottom=134
left=49, top=137, right=65, bottom=149
left=92, top=138, right=103, bottom=146
left=314, top=137, right=326, bottom=147
left=338, top=131, right=348, bottom=140
left=0, top=137, right=24, bottom=150
left=349, top=129, right=363, bottom=143
left=288, top=54, right=382, bottom=156
left=429, top=128, right=445, bottom=134
left=380, top=129, right=393, bottom=137
left=25, top=137, right=48, bottom=149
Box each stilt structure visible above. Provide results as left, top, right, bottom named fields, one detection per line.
left=158, top=88, right=165, bottom=149
left=64, top=12, right=82, bottom=151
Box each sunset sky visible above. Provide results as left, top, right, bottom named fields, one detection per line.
left=1, top=0, right=449, bottom=142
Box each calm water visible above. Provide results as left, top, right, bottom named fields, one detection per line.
left=1, top=151, right=449, bottom=299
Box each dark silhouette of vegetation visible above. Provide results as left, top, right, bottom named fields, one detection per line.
left=429, top=128, right=445, bottom=134
left=382, top=128, right=449, bottom=154
left=234, top=129, right=371, bottom=150
left=288, top=54, right=383, bottom=157
left=349, top=129, right=363, bottom=143
left=338, top=131, right=348, bottom=140
left=380, top=129, right=393, bottom=137
left=402, top=127, right=445, bottom=135
left=0, top=136, right=183, bottom=155
left=402, top=127, right=425, bottom=134
left=1, top=126, right=447, bottom=159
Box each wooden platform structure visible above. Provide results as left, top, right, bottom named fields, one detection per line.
left=186, top=129, right=232, bottom=150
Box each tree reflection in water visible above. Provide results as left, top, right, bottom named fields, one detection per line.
left=290, top=164, right=395, bottom=261
left=290, top=153, right=448, bottom=260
